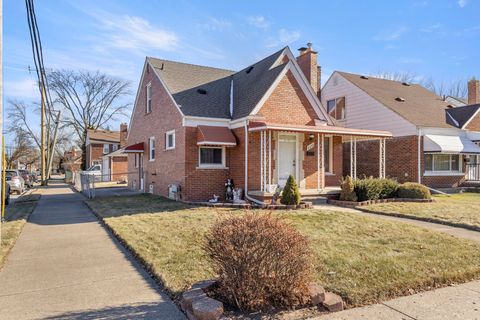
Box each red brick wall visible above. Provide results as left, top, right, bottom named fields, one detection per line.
left=111, top=157, right=128, bottom=181
left=127, top=63, right=185, bottom=196
left=302, top=133, right=322, bottom=189
left=256, top=71, right=319, bottom=126
left=87, top=144, right=117, bottom=167
left=422, top=175, right=466, bottom=188
left=466, top=114, right=480, bottom=131
left=325, top=136, right=343, bottom=186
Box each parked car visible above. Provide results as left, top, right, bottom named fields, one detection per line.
left=19, top=170, right=34, bottom=188
left=5, top=170, right=25, bottom=195
left=84, top=164, right=102, bottom=176
left=2, top=181, right=10, bottom=205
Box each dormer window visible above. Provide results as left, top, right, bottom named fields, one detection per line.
left=327, top=97, right=346, bottom=120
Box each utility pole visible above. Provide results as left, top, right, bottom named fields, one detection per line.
left=41, top=84, right=46, bottom=185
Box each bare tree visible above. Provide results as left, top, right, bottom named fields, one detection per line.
left=5, top=131, right=38, bottom=169
left=47, top=70, right=131, bottom=169
left=371, top=70, right=418, bottom=83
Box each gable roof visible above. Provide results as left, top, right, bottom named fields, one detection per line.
left=336, top=71, right=454, bottom=128
left=146, top=48, right=302, bottom=120
left=87, top=129, right=120, bottom=144
left=446, top=104, right=480, bottom=129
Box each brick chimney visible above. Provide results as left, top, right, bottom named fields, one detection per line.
left=468, top=78, right=480, bottom=105
left=120, top=123, right=128, bottom=148
left=296, top=42, right=320, bottom=96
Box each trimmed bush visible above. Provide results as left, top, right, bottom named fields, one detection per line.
left=281, top=175, right=301, bottom=205
left=397, top=182, right=431, bottom=199
left=354, top=177, right=398, bottom=202
left=204, top=213, right=313, bottom=311
left=340, top=176, right=357, bottom=202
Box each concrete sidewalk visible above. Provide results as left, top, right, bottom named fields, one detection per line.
left=317, top=280, right=480, bottom=319
left=0, top=182, right=185, bottom=319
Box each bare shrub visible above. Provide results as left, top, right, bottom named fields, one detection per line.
left=204, top=213, right=313, bottom=311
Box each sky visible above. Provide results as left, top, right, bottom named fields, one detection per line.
left=3, top=0, right=480, bottom=143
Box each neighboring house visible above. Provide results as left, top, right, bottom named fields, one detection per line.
left=321, top=73, right=480, bottom=188
left=445, top=95, right=467, bottom=108
left=101, top=148, right=128, bottom=182
left=125, top=44, right=391, bottom=202
left=62, top=148, right=82, bottom=172
left=85, top=124, right=127, bottom=167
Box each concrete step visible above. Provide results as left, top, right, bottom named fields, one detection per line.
left=302, top=196, right=328, bottom=205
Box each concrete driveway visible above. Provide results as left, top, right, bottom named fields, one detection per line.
left=0, top=182, right=184, bottom=319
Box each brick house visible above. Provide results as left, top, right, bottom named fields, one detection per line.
left=86, top=124, right=128, bottom=181
left=321, top=72, right=480, bottom=188
left=125, top=44, right=391, bottom=202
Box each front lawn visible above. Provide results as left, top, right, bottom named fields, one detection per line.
left=87, top=194, right=480, bottom=307
left=0, top=193, right=40, bottom=267
left=361, top=192, right=480, bottom=230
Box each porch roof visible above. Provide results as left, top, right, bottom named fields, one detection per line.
left=197, top=125, right=237, bottom=146
left=248, top=121, right=392, bottom=138
left=123, top=142, right=144, bottom=153
left=424, top=134, right=480, bottom=154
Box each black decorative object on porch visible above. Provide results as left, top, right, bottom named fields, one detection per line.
left=225, top=178, right=235, bottom=202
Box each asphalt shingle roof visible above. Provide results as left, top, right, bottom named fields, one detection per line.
left=446, top=104, right=480, bottom=128
left=337, top=71, right=454, bottom=128
left=87, top=129, right=120, bottom=143
left=147, top=48, right=287, bottom=119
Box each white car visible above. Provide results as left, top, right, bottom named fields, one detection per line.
left=84, top=164, right=102, bottom=177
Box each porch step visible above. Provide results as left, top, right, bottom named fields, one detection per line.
left=302, top=196, right=328, bottom=205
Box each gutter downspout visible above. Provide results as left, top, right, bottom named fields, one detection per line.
left=244, top=122, right=265, bottom=206
left=418, top=127, right=422, bottom=184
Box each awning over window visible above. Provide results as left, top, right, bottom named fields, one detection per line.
left=197, top=125, right=237, bottom=146
left=123, top=142, right=144, bottom=153
left=424, top=135, right=480, bottom=154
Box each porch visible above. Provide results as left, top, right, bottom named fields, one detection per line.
left=246, top=121, right=392, bottom=201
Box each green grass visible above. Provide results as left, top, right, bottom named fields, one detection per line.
left=0, top=195, right=40, bottom=268
left=87, top=194, right=480, bottom=307
left=362, top=193, right=480, bottom=229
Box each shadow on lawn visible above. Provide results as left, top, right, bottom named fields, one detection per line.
left=86, top=193, right=203, bottom=218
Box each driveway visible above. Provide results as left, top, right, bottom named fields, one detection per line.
left=0, top=181, right=184, bottom=319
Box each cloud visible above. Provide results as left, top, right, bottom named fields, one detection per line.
left=247, top=15, right=270, bottom=28
left=266, top=28, right=301, bottom=48
left=421, top=23, right=441, bottom=33
left=201, top=17, right=232, bottom=31
left=4, top=77, right=39, bottom=100
left=458, top=0, right=467, bottom=8
left=99, top=15, right=178, bottom=52
left=373, top=26, right=408, bottom=41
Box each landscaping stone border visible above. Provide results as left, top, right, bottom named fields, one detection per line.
left=181, top=200, right=314, bottom=210
left=328, top=198, right=433, bottom=208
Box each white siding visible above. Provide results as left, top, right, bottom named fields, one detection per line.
left=321, top=72, right=417, bottom=137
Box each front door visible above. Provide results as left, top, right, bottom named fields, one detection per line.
left=278, top=134, right=297, bottom=187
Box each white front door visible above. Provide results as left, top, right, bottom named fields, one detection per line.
left=278, top=134, right=297, bottom=187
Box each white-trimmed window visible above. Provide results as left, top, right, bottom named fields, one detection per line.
left=165, top=130, right=175, bottom=150
left=323, top=136, right=333, bottom=173
left=112, top=144, right=118, bottom=152
left=198, top=147, right=225, bottom=168
left=146, top=83, right=152, bottom=113
left=327, top=97, right=346, bottom=120
left=425, top=153, right=461, bottom=173
left=103, top=144, right=109, bottom=154
left=149, top=137, right=155, bottom=161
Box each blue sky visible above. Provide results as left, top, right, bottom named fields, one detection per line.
left=3, top=0, right=480, bottom=142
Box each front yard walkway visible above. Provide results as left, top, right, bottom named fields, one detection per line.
left=315, top=204, right=480, bottom=242
left=0, top=182, right=184, bottom=320
left=318, top=280, right=480, bottom=319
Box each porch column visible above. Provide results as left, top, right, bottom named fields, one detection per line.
left=350, top=137, right=357, bottom=179
left=260, top=131, right=264, bottom=192
left=268, top=131, right=272, bottom=188
left=379, top=138, right=386, bottom=178
left=263, top=130, right=268, bottom=192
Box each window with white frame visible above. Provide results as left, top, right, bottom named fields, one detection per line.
left=165, top=130, right=175, bottom=150
left=112, top=144, right=118, bottom=152
left=103, top=144, right=109, bottom=154
left=146, top=83, right=152, bottom=113
left=327, top=97, right=346, bottom=120
left=323, top=136, right=333, bottom=173
left=199, top=147, right=224, bottom=168
left=149, top=137, right=155, bottom=161
left=425, top=153, right=461, bottom=172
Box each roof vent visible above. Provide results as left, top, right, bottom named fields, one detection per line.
left=402, top=82, right=410, bottom=86
left=395, top=97, right=405, bottom=102
left=360, top=75, right=369, bottom=79
left=197, top=89, right=207, bottom=95
left=246, top=66, right=254, bottom=74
